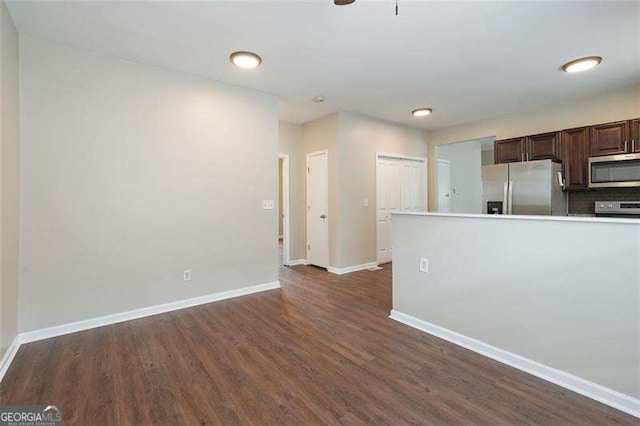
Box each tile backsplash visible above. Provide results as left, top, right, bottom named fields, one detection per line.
left=569, top=188, right=640, bottom=214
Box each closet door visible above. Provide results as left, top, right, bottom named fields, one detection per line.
left=377, top=157, right=425, bottom=264
left=377, top=159, right=402, bottom=264
left=401, top=161, right=425, bottom=212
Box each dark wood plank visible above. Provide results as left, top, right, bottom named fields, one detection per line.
left=1, top=261, right=637, bottom=424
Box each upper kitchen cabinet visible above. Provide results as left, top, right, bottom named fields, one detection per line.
left=526, top=131, right=562, bottom=162
left=495, top=133, right=561, bottom=164
left=589, top=120, right=629, bottom=157
left=630, top=118, right=640, bottom=153
left=492, top=117, right=639, bottom=190
left=561, top=127, right=589, bottom=191
left=494, top=137, right=525, bottom=164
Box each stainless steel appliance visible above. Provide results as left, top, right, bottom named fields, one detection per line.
left=482, top=159, right=567, bottom=216
left=588, top=153, right=640, bottom=188
left=594, top=201, right=640, bottom=218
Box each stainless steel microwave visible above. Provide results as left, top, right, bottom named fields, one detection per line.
left=588, top=153, right=640, bottom=188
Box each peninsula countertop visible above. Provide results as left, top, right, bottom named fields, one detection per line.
left=391, top=211, right=640, bottom=225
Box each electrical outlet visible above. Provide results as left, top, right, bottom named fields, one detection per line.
left=363, top=198, right=369, bottom=207
left=419, top=258, right=428, bottom=273
left=262, top=200, right=275, bottom=210
left=183, top=269, right=192, bottom=282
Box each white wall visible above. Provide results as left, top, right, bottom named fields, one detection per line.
left=19, top=36, right=278, bottom=332
left=435, top=140, right=482, bottom=214
left=300, top=112, right=427, bottom=269
left=424, top=84, right=640, bottom=211
left=337, top=112, right=426, bottom=268
left=392, top=213, right=639, bottom=400
left=481, top=149, right=494, bottom=166
left=278, top=121, right=305, bottom=261
left=0, top=0, right=20, bottom=357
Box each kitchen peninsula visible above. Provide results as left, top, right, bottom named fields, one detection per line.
left=390, top=211, right=640, bottom=417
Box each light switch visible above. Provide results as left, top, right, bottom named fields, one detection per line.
left=419, top=258, right=428, bottom=273
left=262, top=200, right=275, bottom=210
left=363, top=198, right=369, bottom=207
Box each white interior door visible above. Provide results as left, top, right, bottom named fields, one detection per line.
left=377, top=155, right=426, bottom=264
left=307, top=150, right=329, bottom=268
left=437, top=160, right=451, bottom=213
left=278, top=154, right=290, bottom=266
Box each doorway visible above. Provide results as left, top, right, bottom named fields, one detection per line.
left=306, top=150, right=329, bottom=268
left=278, top=154, right=290, bottom=266
left=437, top=159, right=451, bottom=213
left=376, top=153, right=427, bottom=264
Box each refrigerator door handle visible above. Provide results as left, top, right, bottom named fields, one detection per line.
left=503, top=181, right=509, bottom=214
left=556, top=171, right=565, bottom=190
left=508, top=181, right=514, bottom=214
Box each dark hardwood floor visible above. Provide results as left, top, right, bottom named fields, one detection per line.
left=1, top=259, right=637, bottom=424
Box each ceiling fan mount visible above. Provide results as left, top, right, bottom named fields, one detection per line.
left=333, top=0, right=399, bottom=15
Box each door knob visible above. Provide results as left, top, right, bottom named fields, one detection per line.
left=320, top=214, right=327, bottom=219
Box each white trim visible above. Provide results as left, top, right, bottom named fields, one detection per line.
left=377, top=152, right=427, bottom=162
left=391, top=210, right=640, bottom=225
left=0, top=336, right=21, bottom=383
left=287, top=259, right=308, bottom=266
left=327, top=262, right=378, bottom=275
left=19, top=281, right=281, bottom=344
left=306, top=149, right=330, bottom=268
left=375, top=152, right=428, bottom=264
left=436, top=159, right=452, bottom=213
left=279, top=154, right=291, bottom=266
left=389, top=310, right=640, bottom=419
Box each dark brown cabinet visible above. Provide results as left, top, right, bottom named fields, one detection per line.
left=630, top=119, right=640, bottom=153
left=561, top=127, right=589, bottom=191
left=494, top=137, right=525, bottom=164
left=589, top=121, right=629, bottom=157
left=527, top=131, right=562, bottom=161
left=493, top=117, right=639, bottom=191
left=495, top=133, right=561, bottom=164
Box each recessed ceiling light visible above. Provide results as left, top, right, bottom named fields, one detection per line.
left=562, top=56, right=602, bottom=73
left=230, top=51, right=262, bottom=69
left=312, top=96, right=326, bottom=103
left=412, top=108, right=433, bottom=117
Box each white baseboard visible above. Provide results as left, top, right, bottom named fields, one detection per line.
left=19, top=281, right=281, bottom=344
left=389, top=310, right=640, bottom=419
left=328, top=262, right=378, bottom=275
left=0, top=336, right=21, bottom=384
left=287, top=259, right=308, bottom=266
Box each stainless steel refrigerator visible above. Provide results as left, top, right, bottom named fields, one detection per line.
left=482, top=159, right=567, bottom=216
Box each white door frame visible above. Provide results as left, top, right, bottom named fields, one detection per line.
left=436, top=159, right=451, bottom=213
left=279, top=154, right=290, bottom=266
left=375, top=152, right=428, bottom=264
left=306, top=149, right=329, bottom=266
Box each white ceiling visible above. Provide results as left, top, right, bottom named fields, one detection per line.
left=6, top=0, right=640, bottom=129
